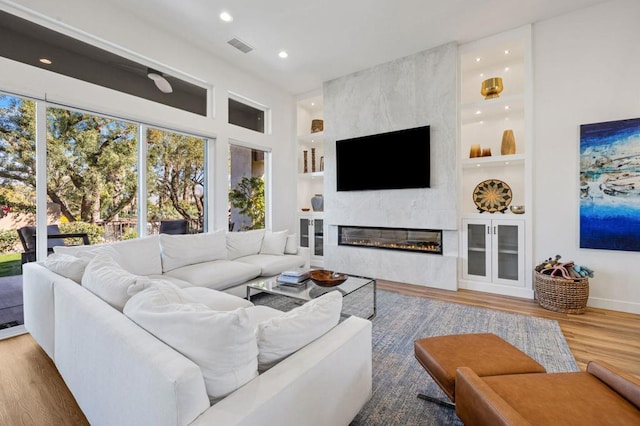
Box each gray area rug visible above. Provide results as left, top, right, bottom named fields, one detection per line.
left=254, top=289, right=578, bottom=426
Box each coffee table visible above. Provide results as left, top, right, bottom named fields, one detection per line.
left=246, top=274, right=376, bottom=319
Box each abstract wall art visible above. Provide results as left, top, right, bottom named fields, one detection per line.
left=580, top=117, right=640, bottom=251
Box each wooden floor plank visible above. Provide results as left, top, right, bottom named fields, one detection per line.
left=1, top=281, right=638, bottom=423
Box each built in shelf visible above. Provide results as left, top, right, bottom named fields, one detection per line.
left=461, top=153, right=525, bottom=168
left=298, top=171, right=324, bottom=179
left=461, top=94, right=524, bottom=124
left=297, top=132, right=324, bottom=144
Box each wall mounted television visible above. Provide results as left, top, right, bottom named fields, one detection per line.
left=336, top=125, right=430, bottom=191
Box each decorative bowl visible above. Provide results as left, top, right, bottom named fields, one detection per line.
left=481, top=77, right=503, bottom=99
left=510, top=205, right=525, bottom=214
left=309, top=270, right=348, bottom=287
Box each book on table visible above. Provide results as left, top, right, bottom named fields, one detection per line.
left=277, top=271, right=310, bottom=286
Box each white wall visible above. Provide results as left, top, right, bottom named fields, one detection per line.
left=323, top=42, right=458, bottom=290
left=0, top=0, right=298, bottom=234
left=533, top=0, right=640, bottom=313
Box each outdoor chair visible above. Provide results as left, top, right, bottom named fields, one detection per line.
left=17, top=224, right=90, bottom=264
left=159, top=219, right=189, bottom=235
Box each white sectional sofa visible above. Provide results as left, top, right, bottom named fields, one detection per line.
left=23, top=230, right=373, bottom=425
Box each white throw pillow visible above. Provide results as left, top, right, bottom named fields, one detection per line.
left=256, top=291, right=342, bottom=371
left=41, top=253, right=90, bottom=283
left=226, top=229, right=266, bottom=260
left=123, top=284, right=258, bottom=402
left=284, top=234, right=298, bottom=254
left=160, top=230, right=227, bottom=272
left=81, top=254, right=141, bottom=311
left=259, top=230, right=288, bottom=256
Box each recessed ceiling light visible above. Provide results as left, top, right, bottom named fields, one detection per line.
left=475, top=57, right=481, bottom=62
left=475, top=110, right=482, bottom=115
left=504, top=49, right=511, bottom=55
left=278, top=50, right=288, bottom=59
left=311, top=102, right=315, bottom=106
left=219, top=11, right=233, bottom=22
left=505, top=105, right=510, bottom=110
left=479, top=73, right=484, bottom=77
left=504, top=67, right=510, bottom=72
left=39, top=58, right=52, bottom=65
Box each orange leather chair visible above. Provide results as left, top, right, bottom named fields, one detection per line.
left=455, top=360, right=640, bottom=425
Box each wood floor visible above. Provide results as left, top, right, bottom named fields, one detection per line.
left=1, top=281, right=638, bottom=424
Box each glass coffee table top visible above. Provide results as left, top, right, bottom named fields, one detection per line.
left=246, top=274, right=376, bottom=319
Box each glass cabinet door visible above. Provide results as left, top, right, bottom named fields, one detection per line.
left=496, top=224, right=520, bottom=282
left=299, top=218, right=310, bottom=248
left=313, top=219, right=324, bottom=256
left=467, top=222, right=488, bottom=277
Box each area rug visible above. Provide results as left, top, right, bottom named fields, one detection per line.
left=254, top=289, right=578, bottom=426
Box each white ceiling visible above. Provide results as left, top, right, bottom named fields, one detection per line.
left=107, top=0, right=606, bottom=95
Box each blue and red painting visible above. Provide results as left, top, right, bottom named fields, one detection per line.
left=580, top=117, right=640, bottom=251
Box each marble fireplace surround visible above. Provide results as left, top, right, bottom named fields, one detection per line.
left=322, top=42, right=458, bottom=291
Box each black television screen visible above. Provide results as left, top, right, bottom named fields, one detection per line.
left=336, top=125, right=430, bottom=191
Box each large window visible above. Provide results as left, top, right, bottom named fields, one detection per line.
left=47, top=106, right=138, bottom=243
left=0, top=94, right=36, bottom=330
left=146, top=128, right=206, bottom=234
left=228, top=144, right=266, bottom=231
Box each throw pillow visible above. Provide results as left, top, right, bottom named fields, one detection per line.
left=160, top=230, right=227, bottom=272
left=259, top=230, right=288, bottom=256
left=81, top=254, right=141, bottom=311
left=226, top=229, right=265, bottom=260
left=123, top=284, right=259, bottom=402
left=41, top=253, right=91, bottom=283
left=284, top=233, right=298, bottom=254
left=256, top=291, right=342, bottom=372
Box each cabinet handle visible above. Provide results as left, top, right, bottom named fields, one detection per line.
left=493, top=226, right=497, bottom=234
left=487, top=226, right=490, bottom=235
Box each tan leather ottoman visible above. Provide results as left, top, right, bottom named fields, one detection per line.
left=414, top=333, right=547, bottom=407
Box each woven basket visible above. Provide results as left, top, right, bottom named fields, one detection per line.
left=534, top=271, right=589, bottom=314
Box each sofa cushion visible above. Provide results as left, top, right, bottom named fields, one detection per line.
left=81, top=254, right=141, bottom=311
left=123, top=284, right=259, bottom=402
left=284, top=233, right=298, bottom=254
left=160, top=231, right=227, bottom=272
left=226, top=229, right=265, bottom=260
left=145, top=274, right=193, bottom=288
left=259, top=230, right=288, bottom=256
left=163, top=259, right=261, bottom=291
left=41, top=253, right=91, bottom=283
left=182, top=287, right=254, bottom=311
left=235, top=254, right=306, bottom=277
left=55, top=235, right=163, bottom=276
left=256, top=291, right=342, bottom=371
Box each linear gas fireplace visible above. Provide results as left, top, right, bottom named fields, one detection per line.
left=338, top=225, right=442, bottom=255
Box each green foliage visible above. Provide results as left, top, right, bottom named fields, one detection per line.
left=0, top=230, right=19, bottom=253
left=229, top=176, right=265, bottom=230
left=0, top=252, right=21, bottom=277
left=122, top=228, right=138, bottom=240
left=59, top=221, right=104, bottom=245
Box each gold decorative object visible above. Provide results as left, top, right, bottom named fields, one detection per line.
left=469, top=144, right=481, bottom=158
left=481, top=148, right=492, bottom=157
left=501, top=129, right=516, bottom=155
left=481, top=77, right=503, bottom=99
left=303, top=150, right=308, bottom=173
left=510, top=205, right=525, bottom=214
left=311, top=147, right=316, bottom=172
left=311, top=119, right=324, bottom=133
left=320, top=156, right=324, bottom=171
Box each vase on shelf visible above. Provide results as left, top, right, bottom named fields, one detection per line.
left=469, top=144, right=481, bottom=158
left=311, top=194, right=324, bottom=212
left=481, top=148, right=492, bottom=157
left=311, top=147, right=316, bottom=172
left=501, top=130, right=516, bottom=155
left=303, top=150, right=308, bottom=173
left=311, top=119, right=323, bottom=133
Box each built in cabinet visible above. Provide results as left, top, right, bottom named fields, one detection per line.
left=461, top=218, right=524, bottom=287
left=299, top=214, right=324, bottom=266
left=296, top=92, right=325, bottom=265
left=458, top=25, right=533, bottom=298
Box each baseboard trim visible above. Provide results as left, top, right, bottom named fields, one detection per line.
left=588, top=297, right=640, bottom=315
left=0, top=325, right=27, bottom=341
left=459, top=280, right=534, bottom=299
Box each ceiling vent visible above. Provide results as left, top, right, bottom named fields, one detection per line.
left=227, top=38, right=254, bottom=54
